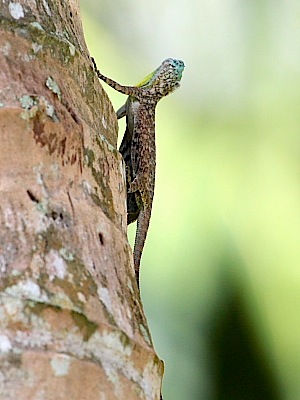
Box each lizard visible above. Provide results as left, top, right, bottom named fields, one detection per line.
left=92, top=57, right=185, bottom=287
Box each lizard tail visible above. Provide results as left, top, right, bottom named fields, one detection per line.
left=134, top=208, right=151, bottom=287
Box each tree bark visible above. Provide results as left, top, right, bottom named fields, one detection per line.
left=0, top=1, right=163, bottom=399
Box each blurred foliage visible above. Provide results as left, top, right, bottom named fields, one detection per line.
left=81, top=2, right=300, bottom=399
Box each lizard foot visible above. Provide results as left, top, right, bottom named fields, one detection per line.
left=128, top=176, right=141, bottom=193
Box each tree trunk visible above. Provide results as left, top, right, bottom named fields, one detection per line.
left=0, top=1, right=163, bottom=399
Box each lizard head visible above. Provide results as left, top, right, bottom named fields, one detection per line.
left=137, top=58, right=185, bottom=97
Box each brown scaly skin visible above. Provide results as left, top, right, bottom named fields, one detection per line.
left=92, top=57, right=184, bottom=288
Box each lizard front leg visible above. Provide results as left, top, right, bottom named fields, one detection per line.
left=116, top=103, right=126, bottom=119
left=92, top=57, right=141, bottom=98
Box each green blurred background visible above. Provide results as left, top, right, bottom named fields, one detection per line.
left=81, top=2, right=300, bottom=399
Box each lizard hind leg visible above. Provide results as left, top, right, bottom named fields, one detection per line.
left=128, top=175, right=143, bottom=194
left=126, top=192, right=140, bottom=224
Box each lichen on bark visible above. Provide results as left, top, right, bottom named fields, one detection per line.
left=0, top=0, right=163, bottom=399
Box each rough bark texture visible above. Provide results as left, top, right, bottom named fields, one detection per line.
left=0, top=1, right=163, bottom=399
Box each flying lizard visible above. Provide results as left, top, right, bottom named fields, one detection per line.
left=92, top=57, right=185, bottom=287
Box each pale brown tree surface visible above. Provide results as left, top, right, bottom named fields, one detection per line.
left=0, top=1, right=163, bottom=399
